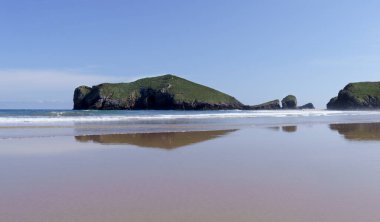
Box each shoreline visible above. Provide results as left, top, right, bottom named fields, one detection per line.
left=1, top=109, right=380, bottom=139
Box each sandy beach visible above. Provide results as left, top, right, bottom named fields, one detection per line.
left=1, top=119, right=380, bottom=222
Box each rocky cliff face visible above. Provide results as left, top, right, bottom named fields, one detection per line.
left=281, top=95, right=297, bottom=109
left=73, top=86, right=92, bottom=110
left=327, top=82, right=380, bottom=110
left=73, top=74, right=244, bottom=110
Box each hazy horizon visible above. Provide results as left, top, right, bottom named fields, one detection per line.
left=1, top=0, right=380, bottom=109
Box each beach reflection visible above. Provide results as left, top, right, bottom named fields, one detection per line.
left=4, top=124, right=380, bottom=222
left=282, top=125, right=297, bottom=133
left=330, top=122, right=380, bottom=141
left=75, top=129, right=237, bottom=149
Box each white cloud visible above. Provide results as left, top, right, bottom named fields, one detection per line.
left=0, top=69, right=143, bottom=108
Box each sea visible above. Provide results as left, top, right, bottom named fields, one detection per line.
left=1, top=109, right=380, bottom=139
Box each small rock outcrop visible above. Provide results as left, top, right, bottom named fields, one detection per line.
left=298, top=103, right=315, bottom=109
left=281, top=95, right=297, bottom=109
left=247, top=97, right=314, bottom=110
left=246, top=100, right=281, bottom=110
left=327, top=82, right=380, bottom=110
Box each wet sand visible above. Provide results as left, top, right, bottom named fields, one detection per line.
left=1, top=123, right=380, bottom=222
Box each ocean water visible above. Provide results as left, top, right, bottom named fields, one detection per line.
left=1, top=109, right=380, bottom=139
left=1, top=109, right=380, bottom=123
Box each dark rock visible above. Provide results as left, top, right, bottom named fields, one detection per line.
left=281, top=95, right=297, bottom=109
left=327, top=82, right=380, bottom=110
left=246, top=100, right=281, bottom=110
left=298, top=103, right=315, bottom=109
left=73, top=86, right=92, bottom=110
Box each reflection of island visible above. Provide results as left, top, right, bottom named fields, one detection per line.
left=282, top=126, right=297, bottom=133
left=330, top=122, right=380, bottom=141
left=75, top=129, right=237, bottom=149
left=266, top=126, right=280, bottom=131
left=265, top=125, right=298, bottom=132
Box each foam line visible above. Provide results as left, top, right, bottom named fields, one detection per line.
left=0, top=110, right=379, bottom=125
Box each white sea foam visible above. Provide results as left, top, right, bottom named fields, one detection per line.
left=0, top=110, right=379, bottom=125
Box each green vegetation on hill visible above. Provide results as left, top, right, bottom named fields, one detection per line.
left=327, top=82, right=380, bottom=109
left=74, top=74, right=316, bottom=110
left=343, top=82, right=380, bottom=98
left=74, top=74, right=243, bottom=110
left=99, top=74, right=239, bottom=104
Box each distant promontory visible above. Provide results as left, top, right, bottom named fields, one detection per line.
left=73, top=74, right=314, bottom=110
left=327, top=82, right=380, bottom=110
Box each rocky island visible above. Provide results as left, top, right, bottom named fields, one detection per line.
left=327, top=82, right=380, bottom=110
left=73, top=74, right=315, bottom=110
left=74, top=74, right=244, bottom=110
left=282, top=95, right=297, bottom=109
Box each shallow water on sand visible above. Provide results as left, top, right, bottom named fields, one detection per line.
left=1, top=121, right=380, bottom=222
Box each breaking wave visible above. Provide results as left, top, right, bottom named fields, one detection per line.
left=0, top=110, right=380, bottom=126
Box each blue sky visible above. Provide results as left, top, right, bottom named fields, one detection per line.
left=1, top=0, right=379, bottom=109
